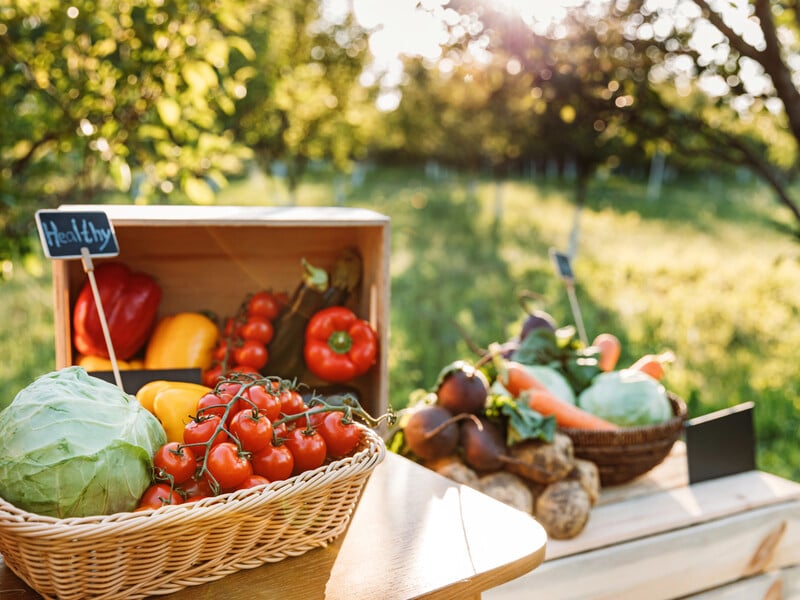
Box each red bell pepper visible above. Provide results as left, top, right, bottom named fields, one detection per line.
left=304, top=306, right=378, bottom=383
left=72, top=262, right=162, bottom=360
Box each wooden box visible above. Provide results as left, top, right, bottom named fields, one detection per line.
left=50, top=204, right=391, bottom=417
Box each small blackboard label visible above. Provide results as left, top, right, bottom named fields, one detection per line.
left=685, top=401, right=756, bottom=484
left=35, top=210, right=119, bottom=259
left=549, top=248, right=575, bottom=283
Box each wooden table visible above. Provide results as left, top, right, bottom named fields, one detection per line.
left=486, top=442, right=800, bottom=600
left=0, top=452, right=547, bottom=600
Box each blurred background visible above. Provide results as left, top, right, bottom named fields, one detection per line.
left=2, top=0, right=799, bottom=479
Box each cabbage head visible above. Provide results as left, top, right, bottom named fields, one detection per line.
left=0, top=367, right=166, bottom=518
left=578, top=369, right=672, bottom=427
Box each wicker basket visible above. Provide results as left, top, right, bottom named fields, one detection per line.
left=560, top=393, right=687, bottom=486
left=0, top=426, right=385, bottom=600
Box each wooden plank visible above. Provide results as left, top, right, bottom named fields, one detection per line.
left=486, top=500, right=800, bottom=600
left=545, top=469, right=800, bottom=560
left=683, top=570, right=782, bottom=600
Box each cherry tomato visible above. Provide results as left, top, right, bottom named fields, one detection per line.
left=138, top=483, right=182, bottom=509
left=213, top=340, right=231, bottom=362
left=285, top=428, right=327, bottom=475
left=202, top=364, right=223, bottom=388
left=153, top=442, right=197, bottom=484
left=229, top=409, right=273, bottom=453
left=240, top=383, right=282, bottom=421
left=179, top=476, right=213, bottom=500
left=279, top=389, right=307, bottom=416
left=238, top=315, right=275, bottom=345
left=317, top=412, right=362, bottom=458
left=234, top=339, right=268, bottom=370
left=216, top=381, right=243, bottom=402
left=205, top=442, right=253, bottom=490
left=196, top=392, right=228, bottom=420
left=183, top=415, right=228, bottom=456
left=251, top=443, right=295, bottom=481
left=236, top=474, right=271, bottom=490
left=248, top=291, right=281, bottom=321
left=272, top=422, right=289, bottom=442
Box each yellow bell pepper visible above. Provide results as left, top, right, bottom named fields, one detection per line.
left=76, top=355, right=144, bottom=371
left=135, top=380, right=212, bottom=442
left=144, top=312, right=219, bottom=371
left=135, top=379, right=211, bottom=414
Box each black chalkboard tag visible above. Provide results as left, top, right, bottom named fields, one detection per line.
left=685, top=401, right=756, bottom=485
left=88, top=369, right=203, bottom=396
left=35, top=209, right=119, bottom=259
left=549, top=248, right=575, bottom=284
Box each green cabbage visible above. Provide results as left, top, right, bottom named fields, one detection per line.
left=577, top=369, right=672, bottom=427
left=0, top=366, right=166, bottom=518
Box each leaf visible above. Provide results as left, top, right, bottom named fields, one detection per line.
left=156, top=98, right=181, bottom=127
left=486, top=394, right=555, bottom=445
left=181, top=61, right=218, bottom=94
left=183, top=176, right=215, bottom=205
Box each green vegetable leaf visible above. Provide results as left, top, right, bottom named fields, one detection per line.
left=486, top=393, right=555, bottom=445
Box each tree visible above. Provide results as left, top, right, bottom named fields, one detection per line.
left=226, top=0, right=378, bottom=199
left=613, top=0, right=800, bottom=227
left=0, top=0, right=258, bottom=258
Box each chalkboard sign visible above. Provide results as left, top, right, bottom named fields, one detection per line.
left=35, top=210, right=119, bottom=259
left=685, top=401, right=756, bottom=484
left=549, top=248, right=575, bottom=283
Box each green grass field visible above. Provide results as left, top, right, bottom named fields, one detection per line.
left=3, top=166, right=799, bottom=481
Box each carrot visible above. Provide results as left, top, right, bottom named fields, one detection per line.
left=592, top=333, right=621, bottom=372
left=525, top=388, right=619, bottom=430
left=499, top=361, right=618, bottom=430
left=629, top=350, right=675, bottom=381
left=499, top=360, right=549, bottom=397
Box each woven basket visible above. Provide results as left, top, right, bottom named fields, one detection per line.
left=560, top=393, right=687, bottom=486
left=0, top=426, right=385, bottom=600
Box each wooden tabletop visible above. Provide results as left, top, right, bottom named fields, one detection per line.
left=0, top=452, right=547, bottom=600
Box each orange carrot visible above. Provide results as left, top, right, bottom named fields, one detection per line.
left=592, top=333, right=621, bottom=372
left=499, top=361, right=619, bottom=430
left=629, top=351, right=675, bottom=381
left=525, top=388, right=619, bottom=430
left=500, top=360, right=549, bottom=397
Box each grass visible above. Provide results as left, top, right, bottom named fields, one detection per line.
left=2, top=165, right=799, bottom=481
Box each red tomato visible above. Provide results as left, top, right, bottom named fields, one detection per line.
left=234, top=339, right=268, bottom=370
left=238, top=315, right=275, bottom=345
left=236, top=474, right=271, bottom=490
left=183, top=415, right=228, bottom=456
left=216, top=381, right=242, bottom=402
left=285, top=428, right=327, bottom=475
left=212, top=340, right=231, bottom=362
left=196, top=392, right=228, bottom=420
left=138, top=483, right=182, bottom=509
left=317, top=412, right=362, bottom=458
left=202, top=364, right=223, bottom=388
left=241, top=384, right=282, bottom=421
left=248, top=291, right=281, bottom=321
left=205, top=442, right=253, bottom=490
left=229, top=409, right=273, bottom=453
left=279, top=389, right=307, bottom=416
left=251, top=443, right=295, bottom=482
left=179, top=476, right=213, bottom=500
left=153, top=442, right=197, bottom=484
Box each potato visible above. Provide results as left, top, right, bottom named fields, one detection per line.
left=503, top=432, right=574, bottom=484
left=479, top=471, right=534, bottom=514
left=535, top=480, right=591, bottom=540
left=427, top=455, right=481, bottom=489
left=567, top=458, right=601, bottom=505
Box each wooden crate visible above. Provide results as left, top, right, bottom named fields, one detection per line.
left=50, top=204, right=391, bottom=417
